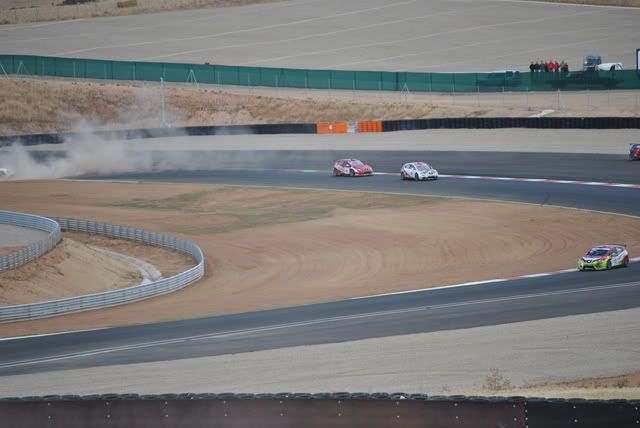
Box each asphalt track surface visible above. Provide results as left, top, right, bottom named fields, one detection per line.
left=1, top=150, right=639, bottom=377
left=2, top=0, right=639, bottom=71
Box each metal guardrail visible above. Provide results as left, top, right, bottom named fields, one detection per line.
left=0, top=217, right=204, bottom=322
left=0, top=211, right=62, bottom=273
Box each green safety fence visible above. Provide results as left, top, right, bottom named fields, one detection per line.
left=1, top=54, right=639, bottom=92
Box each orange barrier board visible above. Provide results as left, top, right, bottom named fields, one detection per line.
left=357, top=121, right=382, bottom=133
left=317, top=123, right=348, bottom=134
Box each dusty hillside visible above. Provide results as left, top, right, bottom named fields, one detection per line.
left=1, top=78, right=638, bottom=135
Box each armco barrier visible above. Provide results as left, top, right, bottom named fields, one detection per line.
left=0, top=123, right=317, bottom=147
left=381, top=116, right=640, bottom=132
left=0, top=217, right=204, bottom=322
left=0, top=393, right=637, bottom=428
left=1, top=116, right=639, bottom=147
left=0, top=211, right=61, bottom=272
left=1, top=54, right=639, bottom=93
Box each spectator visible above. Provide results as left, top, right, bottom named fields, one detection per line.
left=561, top=61, right=569, bottom=73
left=554, top=60, right=560, bottom=72
left=529, top=61, right=535, bottom=73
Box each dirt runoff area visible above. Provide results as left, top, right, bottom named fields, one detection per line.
left=1, top=180, right=639, bottom=337
left=2, top=78, right=639, bottom=136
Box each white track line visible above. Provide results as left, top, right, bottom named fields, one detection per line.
left=2, top=280, right=638, bottom=368
left=353, top=258, right=640, bottom=300
left=289, top=169, right=640, bottom=189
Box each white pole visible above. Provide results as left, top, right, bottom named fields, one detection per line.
left=160, top=77, right=166, bottom=127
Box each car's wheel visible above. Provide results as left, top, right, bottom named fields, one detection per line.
left=333, top=168, right=340, bottom=176
left=606, top=259, right=612, bottom=270
left=415, top=173, right=420, bottom=181
left=401, top=172, right=406, bottom=180
left=623, top=256, right=629, bottom=267
left=350, top=169, right=355, bottom=177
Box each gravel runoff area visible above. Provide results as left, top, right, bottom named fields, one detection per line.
left=2, top=307, right=639, bottom=398
left=1, top=0, right=639, bottom=72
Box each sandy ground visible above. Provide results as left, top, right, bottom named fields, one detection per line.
left=2, top=0, right=638, bottom=72
left=1, top=78, right=638, bottom=135
left=0, top=238, right=141, bottom=305
left=1, top=180, right=639, bottom=337
left=0, top=0, right=279, bottom=24
left=1, top=0, right=637, bottom=26
left=0, top=228, right=195, bottom=305
left=2, top=307, right=638, bottom=398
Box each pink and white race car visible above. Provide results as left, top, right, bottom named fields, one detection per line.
left=333, top=159, right=373, bottom=177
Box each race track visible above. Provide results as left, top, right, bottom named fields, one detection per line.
left=1, top=149, right=639, bottom=376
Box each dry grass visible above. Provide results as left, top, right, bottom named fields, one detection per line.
left=478, top=370, right=640, bottom=400
left=0, top=78, right=460, bottom=135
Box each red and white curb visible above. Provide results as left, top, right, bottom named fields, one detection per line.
left=352, top=257, right=640, bottom=300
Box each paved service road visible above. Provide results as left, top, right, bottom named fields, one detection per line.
left=1, top=0, right=639, bottom=71
left=0, top=224, right=48, bottom=248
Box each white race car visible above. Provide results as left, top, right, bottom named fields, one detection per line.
left=0, top=168, right=13, bottom=179
left=400, top=162, right=438, bottom=181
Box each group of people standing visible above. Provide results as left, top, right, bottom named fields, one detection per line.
left=529, top=60, right=569, bottom=73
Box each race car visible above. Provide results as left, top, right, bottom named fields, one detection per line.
left=400, top=162, right=439, bottom=181
left=0, top=168, right=13, bottom=179
left=578, top=244, right=629, bottom=271
left=333, top=159, right=373, bottom=177
left=630, top=144, right=640, bottom=160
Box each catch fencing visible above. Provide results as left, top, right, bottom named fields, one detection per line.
left=0, top=393, right=637, bottom=428
left=1, top=54, right=639, bottom=92
left=0, top=211, right=62, bottom=273
left=0, top=217, right=204, bottom=322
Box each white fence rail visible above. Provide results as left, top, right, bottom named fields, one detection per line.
left=0, top=211, right=62, bottom=273
left=0, top=216, right=204, bottom=322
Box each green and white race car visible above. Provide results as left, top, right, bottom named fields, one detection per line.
left=578, top=244, right=629, bottom=271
